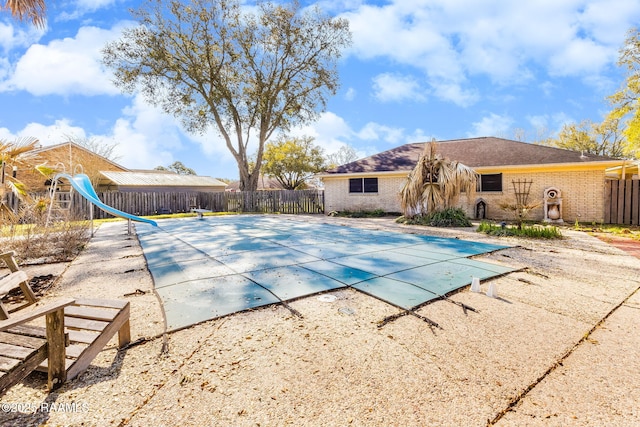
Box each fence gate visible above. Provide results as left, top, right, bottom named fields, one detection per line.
left=604, top=179, right=640, bottom=225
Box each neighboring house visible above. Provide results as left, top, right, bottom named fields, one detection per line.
left=16, top=141, right=227, bottom=194
left=226, top=175, right=320, bottom=191
left=319, top=137, right=630, bottom=223
left=98, top=171, right=227, bottom=193
left=17, top=142, right=127, bottom=192
left=226, top=175, right=285, bottom=192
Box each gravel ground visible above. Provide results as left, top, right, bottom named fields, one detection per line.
left=1, top=215, right=639, bottom=427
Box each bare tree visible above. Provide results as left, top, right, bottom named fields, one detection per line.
left=64, top=134, right=121, bottom=162
left=155, top=161, right=197, bottom=175
left=326, top=145, right=359, bottom=168
left=102, top=0, right=351, bottom=191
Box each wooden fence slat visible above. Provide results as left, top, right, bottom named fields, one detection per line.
left=632, top=180, right=639, bottom=226
left=609, top=180, right=618, bottom=224
left=12, top=189, right=325, bottom=220
left=624, top=179, right=633, bottom=224
left=616, top=180, right=625, bottom=224
left=603, top=179, right=640, bottom=225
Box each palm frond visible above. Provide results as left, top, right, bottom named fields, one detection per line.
left=3, top=0, right=47, bottom=28
left=35, top=163, right=57, bottom=176
left=400, top=140, right=477, bottom=216
left=7, top=180, right=28, bottom=197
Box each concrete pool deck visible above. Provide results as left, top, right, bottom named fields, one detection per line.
left=1, top=215, right=639, bottom=426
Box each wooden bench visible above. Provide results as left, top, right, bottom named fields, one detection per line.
left=0, top=252, right=131, bottom=395
left=0, top=298, right=131, bottom=396
left=45, top=298, right=130, bottom=381
left=0, top=298, right=76, bottom=396
left=0, top=251, right=38, bottom=319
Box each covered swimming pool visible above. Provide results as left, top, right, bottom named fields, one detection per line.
left=135, top=216, right=513, bottom=331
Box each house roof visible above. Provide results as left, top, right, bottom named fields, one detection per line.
left=226, top=176, right=285, bottom=191
left=32, top=141, right=129, bottom=172
left=100, top=171, right=227, bottom=188
left=226, top=175, right=321, bottom=191
left=322, top=137, right=622, bottom=175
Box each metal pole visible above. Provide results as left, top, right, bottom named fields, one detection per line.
left=0, top=161, right=6, bottom=211
left=90, top=202, right=94, bottom=237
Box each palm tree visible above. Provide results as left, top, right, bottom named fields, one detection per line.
left=2, top=0, right=46, bottom=28
left=399, top=140, right=478, bottom=218
left=1, top=137, right=51, bottom=219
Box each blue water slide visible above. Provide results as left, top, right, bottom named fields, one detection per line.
left=55, top=173, right=158, bottom=227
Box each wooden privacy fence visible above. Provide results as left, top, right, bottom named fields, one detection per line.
left=604, top=179, right=640, bottom=225
left=53, top=189, right=325, bottom=219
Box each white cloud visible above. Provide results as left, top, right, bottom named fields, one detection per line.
left=0, top=21, right=44, bottom=52
left=431, top=81, right=479, bottom=108
left=0, top=23, right=129, bottom=96
left=344, top=87, right=356, bottom=101
left=539, top=81, right=555, bottom=97
left=110, top=118, right=174, bottom=169
left=548, top=38, right=612, bottom=77
left=109, top=94, right=186, bottom=168
left=341, top=0, right=640, bottom=102
left=56, top=0, right=119, bottom=21
left=357, top=122, right=405, bottom=144
left=0, top=119, right=86, bottom=146
left=291, top=111, right=356, bottom=154
left=372, top=73, right=426, bottom=102
left=580, top=0, right=640, bottom=45
left=468, top=113, right=514, bottom=137
left=527, top=114, right=549, bottom=131
left=75, top=0, right=117, bottom=12
left=341, top=2, right=469, bottom=105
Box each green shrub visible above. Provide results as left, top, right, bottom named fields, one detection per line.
left=329, top=209, right=392, bottom=218
left=477, top=221, right=562, bottom=239
left=396, top=208, right=472, bottom=227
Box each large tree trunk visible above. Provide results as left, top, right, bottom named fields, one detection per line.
left=238, top=169, right=259, bottom=192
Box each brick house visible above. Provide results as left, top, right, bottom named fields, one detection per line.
left=318, top=137, right=630, bottom=223
left=16, top=141, right=226, bottom=194
left=17, top=142, right=127, bottom=192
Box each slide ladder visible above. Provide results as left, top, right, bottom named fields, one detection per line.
left=47, top=179, right=72, bottom=222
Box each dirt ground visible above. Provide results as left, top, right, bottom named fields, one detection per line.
left=1, top=215, right=639, bottom=427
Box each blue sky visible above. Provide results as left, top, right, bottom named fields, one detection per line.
left=1, top=0, right=639, bottom=180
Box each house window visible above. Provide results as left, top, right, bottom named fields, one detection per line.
left=349, top=177, right=378, bottom=193
left=478, top=173, right=502, bottom=192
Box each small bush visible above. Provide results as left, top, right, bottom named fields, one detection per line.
left=397, top=208, right=472, bottom=227
left=1, top=218, right=90, bottom=264
left=477, top=221, right=562, bottom=239
left=329, top=209, right=393, bottom=218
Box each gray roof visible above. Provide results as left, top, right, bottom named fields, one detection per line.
left=100, top=171, right=227, bottom=188
left=323, top=137, right=621, bottom=174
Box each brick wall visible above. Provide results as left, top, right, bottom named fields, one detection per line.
left=16, top=144, right=126, bottom=192
left=323, top=169, right=608, bottom=222
left=460, top=169, right=607, bottom=223
left=324, top=176, right=406, bottom=213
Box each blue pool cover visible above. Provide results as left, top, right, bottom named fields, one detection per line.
left=136, top=216, right=513, bottom=331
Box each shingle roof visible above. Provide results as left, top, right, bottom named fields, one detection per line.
left=100, top=171, right=227, bottom=188
left=323, top=137, right=620, bottom=174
